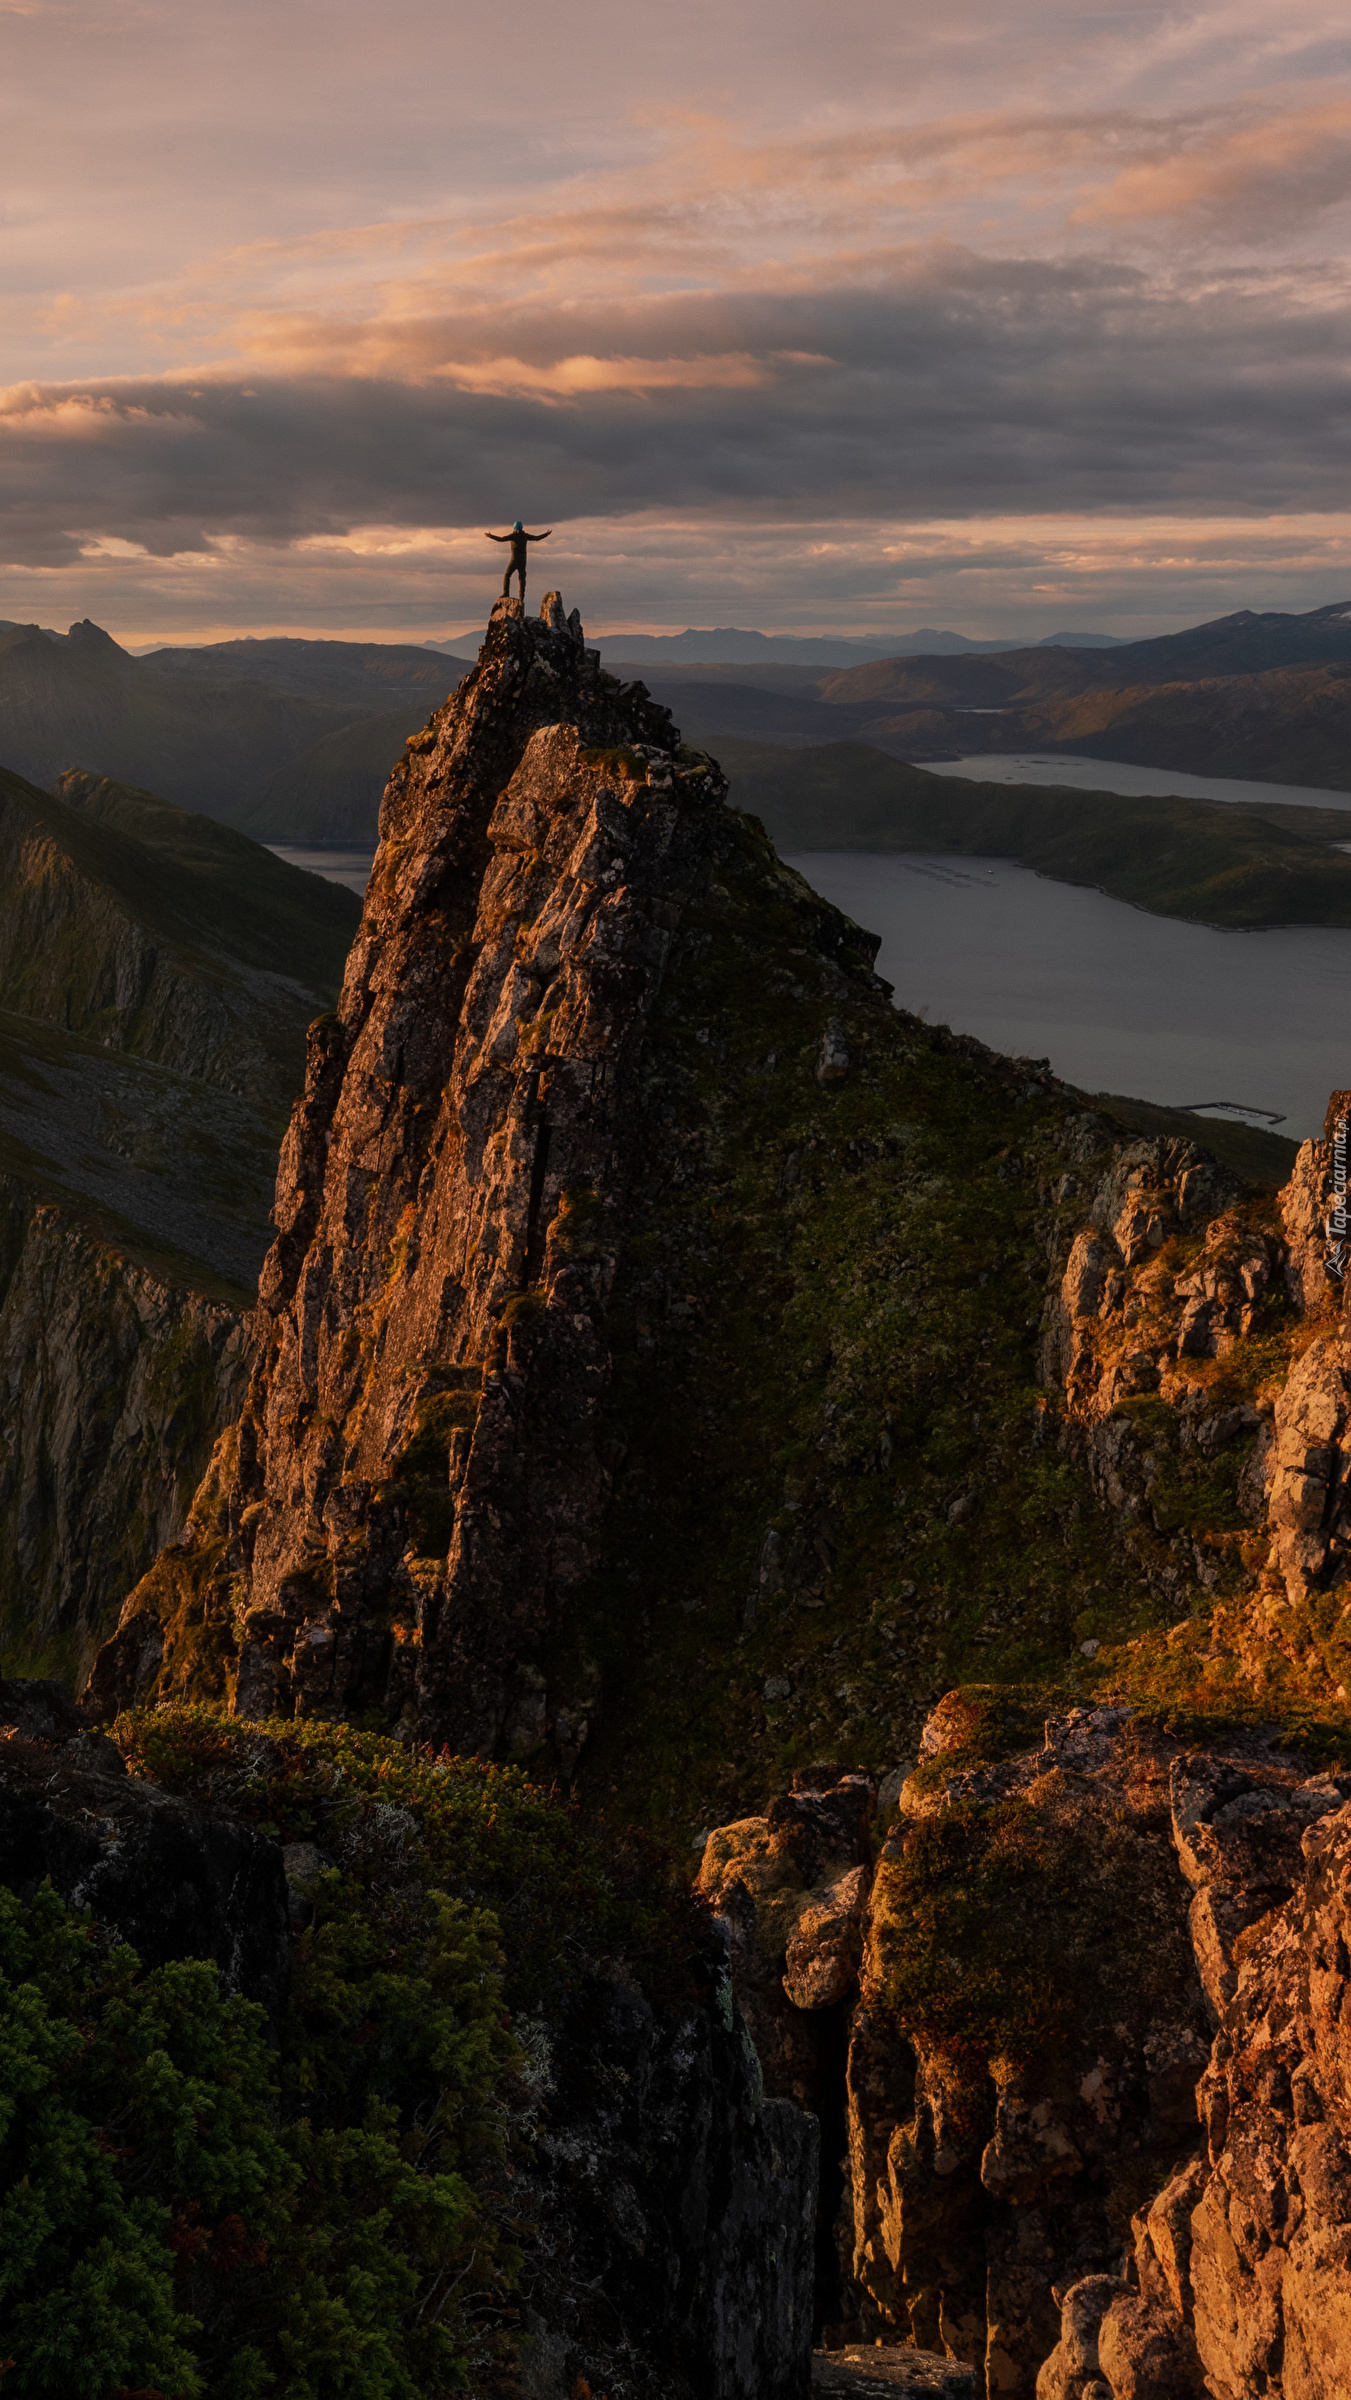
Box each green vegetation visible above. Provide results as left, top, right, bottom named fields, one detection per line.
left=866, top=1744, right=1204, bottom=2206
left=42, top=770, right=359, bottom=994
left=0, top=1711, right=695, bottom=2399
left=716, top=736, right=1351, bottom=929
left=543, top=803, right=1350, bottom=1847
left=0, top=1871, right=504, bottom=2399
left=556, top=814, right=1162, bottom=1835
left=871, top=1797, right=1070, bottom=2069
left=118, top=1709, right=697, bottom=2017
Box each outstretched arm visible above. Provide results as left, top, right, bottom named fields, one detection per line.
left=525, top=528, right=552, bottom=541
left=485, top=531, right=511, bottom=542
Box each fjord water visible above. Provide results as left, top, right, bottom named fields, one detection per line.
left=272, top=839, right=1349, bottom=1142
left=788, top=850, right=1351, bottom=1142
left=926, top=751, right=1351, bottom=814
left=266, top=844, right=376, bottom=894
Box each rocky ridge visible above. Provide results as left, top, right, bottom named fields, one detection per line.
left=703, top=1699, right=1351, bottom=2398
left=66, top=587, right=1351, bottom=2398
left=92, top=594, right=729, bottom=1743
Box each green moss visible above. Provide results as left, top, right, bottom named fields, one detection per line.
left=871, top=1797, right=1066, bottom=2067
left=905, top=1687, right=1049, bottom=1798
left=395, top=1390, right=479, bottom=1480
left=578, top=745, right=647, bottom=780
left=549, top=807, right=1160, bottom=1836
left=117, top=1708, right=704, bottom=2009
left=870, top=1754, right=1203, bottom=2094
left=499, top=1291, right=547, bottom=1326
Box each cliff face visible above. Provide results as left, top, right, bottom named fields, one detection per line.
left=1035, top=1767, right=1351, bottom=2400
left=0, top=1185, right=248, bottom=1681
left=74, top=591, right=1351, bottom=2394
left=0, top=768, right=358, bottom=1671
left=706, top=1706, right=1351, bottom=2399
left=94, top=596, right=727, bottom=1744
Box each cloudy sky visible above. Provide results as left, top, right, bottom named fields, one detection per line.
left=3, top=0, right=1351, bottom=642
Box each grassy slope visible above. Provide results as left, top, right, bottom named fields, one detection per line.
left=715, top=737, right=1351, bottom=928
left=0, top=771, right=359, bottom=1291
left=1040, top=661, right=1351, bottom=791
left=557, top=808, right=1347, bottom=1848
left=47, top=770, right=359, bottom=987
left=1087, top=1093, right=1296, bottom=1188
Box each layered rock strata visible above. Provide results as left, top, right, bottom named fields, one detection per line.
left=91, top=596, right=726, bottom=1748
left=1037, top=1774, right=1351, bottom=2400
left=1038, top=1099, right=1351, bottom=1626
left=710, top=1700, right=1351, bottom=2397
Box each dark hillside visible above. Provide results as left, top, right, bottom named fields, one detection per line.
left=140, top=632, right=469, bottom=704
left=546, top=812, right=1336, bottom=1841
left=51, top=768, right=359, bottom=992
left=0, top=770, right=360, bottom=1667
left=0, top=620, right=468, bottom=822
left=1031, top=656, right=1351, bottom=789
left=242, top=703, right=439, bottom=841
left=817, top=598, right=1351, bottom=711
left=1084, top=595, right=1351, bottom=684
left=715, top=737, right=1351, bottom=927
left=0, top=764, right=357, bottom=1100
left=0, top=620, right=343, bottom=816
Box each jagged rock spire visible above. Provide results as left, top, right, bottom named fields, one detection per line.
left=90, top=594, right=728, bottom=1748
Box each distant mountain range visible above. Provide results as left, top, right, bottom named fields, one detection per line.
left=4, top=600, right=1351, bottom=843
left=424, top=624, right=1126, bottom=664
left=0, top=620, right=469, bottom=835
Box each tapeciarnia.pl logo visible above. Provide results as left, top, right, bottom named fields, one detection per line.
left=1328, top=1113, right=1348, bottom=1281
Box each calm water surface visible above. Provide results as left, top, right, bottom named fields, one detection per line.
left=271, top=843, right=1349, bottom=1143
left=924, top=752, right=1351, bottom=815
left=788, top=850, right=1351, bottom=1142
left=268, top=845, right=376, bottom=895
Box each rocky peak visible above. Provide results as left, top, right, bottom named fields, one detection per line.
left=90, top=594, right=729, bottom=1751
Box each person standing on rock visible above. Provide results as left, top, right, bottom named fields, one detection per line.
left=485, top=520, right=551, bottom=602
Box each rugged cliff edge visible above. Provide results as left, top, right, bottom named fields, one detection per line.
left=91, top=593, right=732, bottom=1743
left=75, top=589, right=1351, bottom=2396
